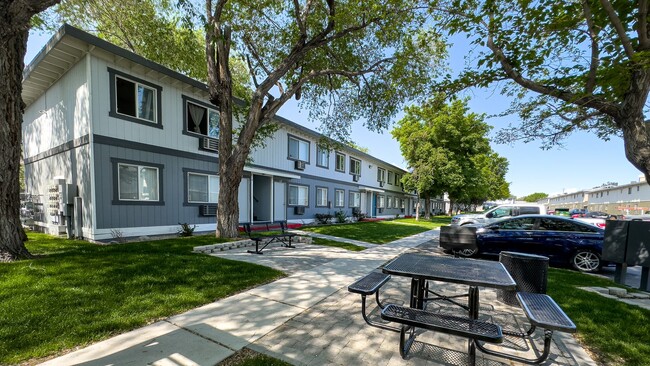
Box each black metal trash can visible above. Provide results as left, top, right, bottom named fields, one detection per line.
left=497, top=251, right=549, bottom=306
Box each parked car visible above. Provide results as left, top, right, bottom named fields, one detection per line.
left=569, top=208, right=587, bottom=218
left=456, top=215, right=605, bottom=273
left=573, top=217, right=606, bottom=229
left=450, top=204, right=546, bottom=226
left=581, top=211, right=609, bottom=219
left=553, top=208, right=570, bottom=217
left=622, top=211, right=650, bottom=221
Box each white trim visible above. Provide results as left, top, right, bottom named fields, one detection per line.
left=87, top=52, right=98, bottom=236
left=359, top=186, right=385, bottom=193
left=90, top=223, right=219, bottom=241
left=244, top=166, right=301, bottom=179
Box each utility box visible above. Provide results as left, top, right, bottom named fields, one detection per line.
left=626, top=221, right=650, bottom=267
left=602, top=220, right=629, bottom=263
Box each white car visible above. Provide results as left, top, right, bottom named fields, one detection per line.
left=574, top=217, right=606, bottom=229
left=450, top=204, right=547, bottom=226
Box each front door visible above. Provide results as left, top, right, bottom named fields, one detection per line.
left=372, top=193, right=377, bottom=217
left=273, top=181, right=286, bottom=221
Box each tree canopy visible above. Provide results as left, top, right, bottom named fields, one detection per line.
left=392, top=95, right=510, bottom=215
left=521, top=192, right=548, bottom=203
left=430, top=0, right=650, bottom=183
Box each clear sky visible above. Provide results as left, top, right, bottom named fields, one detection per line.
left=24, top=29, right=644, bottom=198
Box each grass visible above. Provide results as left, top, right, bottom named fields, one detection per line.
left=0, top=232, right=284, bottom=365
left=301, top=217, right=449, bottom=244
left=219, top=348, right=292, bottom=366
left=548, top=268, right=650, bottom=366
left=311, top=237, right=366, bottom=251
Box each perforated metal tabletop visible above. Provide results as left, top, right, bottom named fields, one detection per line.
left=382, top=253, right=517, bottom=290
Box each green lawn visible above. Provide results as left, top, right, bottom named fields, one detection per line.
left=548, top=268, right=650, bottom=366
left=0, top=232, right=284, bottom=365
left=311, top=237, right=366, bottom=251
left=301, top=217, right=448, bottom=244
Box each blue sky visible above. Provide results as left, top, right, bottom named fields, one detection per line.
left=24, top=30, right=643, bottom=198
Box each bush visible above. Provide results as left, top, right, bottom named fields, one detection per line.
left=314, top=213, right=333, bottom=224
left=335, top=210, right=347, bottom=223
left=352, top=208, right=366, bottom=221
left=177, top=223, right=196, bottom=237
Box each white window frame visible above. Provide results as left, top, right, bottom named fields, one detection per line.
left=316, top=147, right=329, bottom=168
left=115, top=75, right=157, bottom=123
left=335, top=189, right=345, bottom=207
left=117, top=163, right=160, bottom=201
left=316, top=187, right=328, bottom=207
left=289, top=184, right=309, bottom=206
left=349, top=191, right=361, bottom=208
left=377, top=168, right=386, bottom=182
left=378, top=195, right=385, bottom=208
left=187, top=172, right=219, bottom=203
left=387, top=196, right=393, bottom=209
left=387, top=171, right=394, bottom=185
left=350, top=157, right=361, bottom=176
left=186, top=101, right=219, bottom=138
left=288, top=135, right=310, bottom=162
left=335, top=152, right=346, bottom=172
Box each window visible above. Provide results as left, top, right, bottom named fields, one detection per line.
left=394, top=197, right=400, bottom=209
left=629, top=187, right=632, bottom=194
left=316, top=147, right=329, bottom=168
left=377, top=168, right=386, bottom=182
left=335, top=152, right=346, bottom=172
left=395, top=174, right=401, bottom=186
left=188, top=173, right=219, bottom=203
left=387, top=196, right=393, bottom=209
left=387, top=171, right=394, bottom=185
left=186, top=101, right=219, bottom=138
left=288, top=135, right=310, bottom=162
left=316, top=187, right=328, bottom=207
left=118, top=163, right=159, bottom=201
left=401, top=199, right=405, bottom=209
left=349, top=192, right=361, bottom=207
left=378, top=195, right=385, bottom=208
left=289, top=184, right=309, bottom=206
left=538, top=218, right=599, bottom=233
left=520, top=206, right=542, bottom=215
left=335, top=189, right=345, bottom=207
left=108, top=68, right=162, bottom=127
left=488, top=206, right=513, bottom=218
left=350, top=157, right=361, bottom=175
left=494, top=217, right=537, bottom=230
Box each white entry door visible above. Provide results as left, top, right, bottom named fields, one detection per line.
left=273, top=181, right=286, bottom=221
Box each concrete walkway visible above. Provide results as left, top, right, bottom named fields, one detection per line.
left=40, top=230, right=596, bottom=366
left=291, top=230, right=379, bottom=249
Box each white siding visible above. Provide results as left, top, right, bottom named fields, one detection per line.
left=23, top=59, right=90, bottom=158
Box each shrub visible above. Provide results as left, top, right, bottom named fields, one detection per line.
left=177, top=223, right=196, bottom=237
left=314, top=213, right=333, bottom=224
left=335, top=210, right=347, bottom=223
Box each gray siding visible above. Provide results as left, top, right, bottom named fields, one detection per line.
left=93, top=142, right=220, bottom=229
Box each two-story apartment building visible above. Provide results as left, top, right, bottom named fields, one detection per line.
left=22, top=25, right=416, bottom=241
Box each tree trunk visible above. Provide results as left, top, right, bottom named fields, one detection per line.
left=618, top=67, right=650, bottom=184
left=0, top=24, right=31, bottom=261
left=423, top=196, right=431, bottom=219
left=448, top=199, right=454, bottom=216
left=415, top=198, right=420, bottom=221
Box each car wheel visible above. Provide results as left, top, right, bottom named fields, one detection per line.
left=455, top=248, right=478, bottom=257
left=571, top=251, right=602, bottom=273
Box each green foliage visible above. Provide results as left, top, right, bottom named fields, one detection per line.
left=314, top=213, right=333, bottom=224
left=392, top=95, right=510, bottom=207
left=0, top=232, right=283, bottom=364
left=177, top=222, right=196, bottom=237
left=334, top=210, right=347, bottom=223
left=302, top=219, right=445, bottom=244
left=521, top=192, right=548, bottom=202
left=311, top=237, right=365, bottom=251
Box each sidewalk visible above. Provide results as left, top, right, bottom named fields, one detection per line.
left=40, top=230, right=596, bottom=366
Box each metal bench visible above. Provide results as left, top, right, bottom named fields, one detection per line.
left=381, top=304, right=503, bottom=363
left=242, top=221, right=296, bottom=254
left=475, top=291, right=576, bottom=364
left=348, top=272, right=398, bottom=332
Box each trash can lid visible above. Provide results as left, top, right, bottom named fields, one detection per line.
left=500, top=251, right=549, bottom=261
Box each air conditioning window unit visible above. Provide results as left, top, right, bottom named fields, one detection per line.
left=294, top=206, right=305, bottom=215
left=200, top=204, right=218, bottom=216
left=201, top=137, right=219, bottom=152
left=352, top=174, right=360, bottom=182
left=294, top=160, right=306, bottom=170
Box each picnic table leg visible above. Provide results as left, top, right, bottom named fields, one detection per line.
left=468, top=286, right=479, bottom=320
left=410, top=278, right=426, bottom=309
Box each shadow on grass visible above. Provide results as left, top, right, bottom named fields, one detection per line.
left=0, top=232, right=284, bottom=365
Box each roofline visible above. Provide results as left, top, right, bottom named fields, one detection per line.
left=24, top=24, right=407, bottom=174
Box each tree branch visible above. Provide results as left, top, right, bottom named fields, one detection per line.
left=484, top=16, right=619, bottom=117
left=639, top=0, right=650, bottom=49
left=582, top=0, right=600, bottom=94
left=599, top=0, right=635, bottom=58
left=292, top=0, right=307, bottom=38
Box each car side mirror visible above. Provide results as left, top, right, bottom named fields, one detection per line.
left=485, top=212, right=493, bottom=218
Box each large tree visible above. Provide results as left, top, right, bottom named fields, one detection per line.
left=432, top=0, right=650, bottom=183
left=1, top=0, right=61, bottom=261
left=202, top=0, right=444, bottom=237
left=392, top=96, right=510, bottom=215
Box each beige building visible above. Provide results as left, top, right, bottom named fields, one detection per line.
left=541, top=176, right=650, bottom=216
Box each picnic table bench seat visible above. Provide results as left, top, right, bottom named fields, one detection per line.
left=475, top=291, right=576, bottom=365
left=242, top=221, right=296, bottom=254
left=348, top=272, right=398, bottom=332
left=381, top=304, right=502, bottom=362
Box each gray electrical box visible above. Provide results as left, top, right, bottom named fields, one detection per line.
left=626, top=221, right=650, bottom=267
left=602, top=220, right=629, bottom=263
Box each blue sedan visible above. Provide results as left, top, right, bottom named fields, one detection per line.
left=457, top=215, right=604, bottom=273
